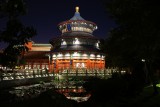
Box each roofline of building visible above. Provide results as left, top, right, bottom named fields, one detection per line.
left=58, top=20, right=97, bottom=27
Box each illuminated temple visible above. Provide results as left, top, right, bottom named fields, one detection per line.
left=0, top=7, right=106, bottom=81
left=49, top=7, right=105, bottom=72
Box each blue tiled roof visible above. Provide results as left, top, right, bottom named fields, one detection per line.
left=70, top=12, right=84, bottom=20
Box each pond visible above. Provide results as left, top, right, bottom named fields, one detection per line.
left=9, top=81, right=90, bottom=102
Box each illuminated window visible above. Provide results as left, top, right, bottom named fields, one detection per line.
left=76, top=63, right=85, bottom=68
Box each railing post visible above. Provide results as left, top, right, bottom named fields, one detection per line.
left=95, top=69, right=97, bottom=77
left=33, top=70, right=35, bottom=78
left=104, top=69, right=106, bottom=79
left=0, top=69, right=3, bottom=81
left=24, top=69, right=26, bottom=79
left=13, top=68, right=16, bottom=80
left=85, top=69, right=88, bottom=77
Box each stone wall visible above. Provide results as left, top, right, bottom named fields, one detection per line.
left=0, top=77, right=53, bottom=89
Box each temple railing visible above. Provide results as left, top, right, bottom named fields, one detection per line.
left=0, top=69, right=54, bottom=81
left=0, top=68, right=126, bottom=81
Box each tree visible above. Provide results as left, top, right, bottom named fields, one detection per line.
left=0, top=0, right=36, bottom=68
left=103, top=0, right=160, bottom=94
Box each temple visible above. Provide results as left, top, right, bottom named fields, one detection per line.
left=0, top=7, right=106, bottom=81
left=24, top=41, right=51, bottom=70
left=49, top=7, right=105, bottom=72
left=2, top=7, right=106, bottom=73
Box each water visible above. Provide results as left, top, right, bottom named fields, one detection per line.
left=9, top=82, right=90, bottom=102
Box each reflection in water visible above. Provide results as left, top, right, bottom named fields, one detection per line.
left=9, top=82, right=90, bottom=102
left=57, top=87, right=91, bottom=102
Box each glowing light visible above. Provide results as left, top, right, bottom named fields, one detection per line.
left=82, top=63, right=85, bottom=67
left=73, top=52, right=80, bottom=56
left=102, top=55, right=105, bottom=60
left=57, top=53, right=63, bottom=57
left=73, top=89, right=76, bottom=92
left=97, top=55, right=101, bottom=57
left=53, top=54, right=56, bottom=57
left=73, top=38, right=80, bottom=45
left=141, top=59, right=145, bottom=62
left=90, top=54, right=95, bottom=57
left=96, top=43, right=99, bottom=48
left=96, top=41, right=100, bottom=49
left=76, top=63, right=85, bottom=68
left=76, top=6, right=79, bottom=12
left=82, top=54, right=88, bottom=57
left=61, top=39, right=67, bottom=45
left=65, top=53, right=70, bottom=57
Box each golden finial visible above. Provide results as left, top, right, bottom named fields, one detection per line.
left=75, top=6, right=79, bottom=12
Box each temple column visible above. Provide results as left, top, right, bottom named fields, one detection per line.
left=40, top=61, right=42, bottom=69
left=56, top=60, right=59, bottom=73
left=87, top=59, right=90, bottom=69
left=99, top=60, right=102, bottom=69
left=31, top=61, right=33, bottom=69
left=103, top=60, right=105, bottom=69
left=48, top=55, right=51, bottom=72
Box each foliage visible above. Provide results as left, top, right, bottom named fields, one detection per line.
left=102, top=0, right=160, bottom=67
left=0, top=0, right=36, bottom=68
left=0, top=0, right=26, bottom=18
left=83, top=75, right=145, bottom=106
left=102, top=0, right=160, bottom=94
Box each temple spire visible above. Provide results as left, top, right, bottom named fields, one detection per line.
left=75, top=6, right=79, bottom=12
left=70, top=6, right=84, bottom=20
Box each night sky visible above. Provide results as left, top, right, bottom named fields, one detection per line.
left=0, top=0, right=116, bottom=49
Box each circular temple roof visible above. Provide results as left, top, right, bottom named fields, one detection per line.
left=58, top=7, right=97, bottom=34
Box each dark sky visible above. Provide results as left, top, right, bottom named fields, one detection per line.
left=0, top=0, right=116, bottom=49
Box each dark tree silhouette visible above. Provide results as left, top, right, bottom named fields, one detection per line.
left=0, top=0, right=36, bottom=68
left=102, top=0, right=160, bottom=94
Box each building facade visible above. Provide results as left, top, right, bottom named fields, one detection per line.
left=23, top=41, right=51, bottom=71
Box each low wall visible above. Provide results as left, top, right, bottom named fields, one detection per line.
left=0, top=77, right=54, bottom=89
